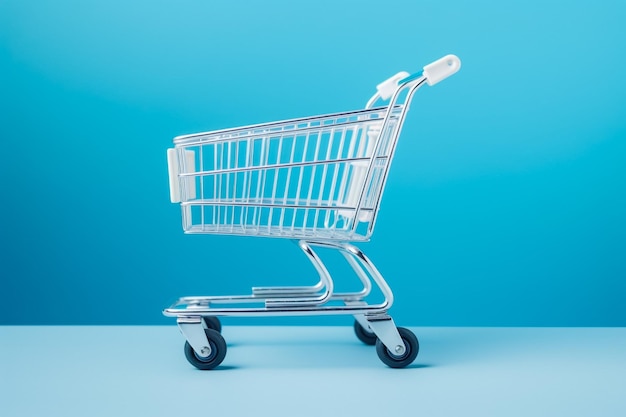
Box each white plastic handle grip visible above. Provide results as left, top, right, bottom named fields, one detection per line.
left=423, top=54, right=461, bottom=86
left=376, top=71, right=410, bottom=100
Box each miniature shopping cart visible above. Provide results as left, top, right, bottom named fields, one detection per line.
left=164, top=55, right=461, bottom=369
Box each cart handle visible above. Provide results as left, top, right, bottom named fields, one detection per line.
left=374, top=54, right=461, bottom=101
left=420, top=54, right=461, bottom=86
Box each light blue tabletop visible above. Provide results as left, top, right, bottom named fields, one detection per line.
left=1, top=326, right=625, bottom=416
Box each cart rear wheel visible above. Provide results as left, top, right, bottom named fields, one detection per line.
left=353, top=320, right=377, bottom=345
left=202, top=316, right=222, bottom=333
left=184, top=328, right=227, bottom=370
left=375, top=327, right=419, bottom=368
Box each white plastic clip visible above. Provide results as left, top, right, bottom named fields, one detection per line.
left=167, top=148, right=196, bottom=203
left=423, top=54, right=461, bottom=86
left=376, top=71, right=410, bottom=100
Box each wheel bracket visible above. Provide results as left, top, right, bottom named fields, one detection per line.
left=178, top=317, right=211, bottom=357
left=367, top=316, right=405, bottom=356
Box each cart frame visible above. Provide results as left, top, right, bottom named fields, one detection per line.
left=164, top=55, right=461, bottom=369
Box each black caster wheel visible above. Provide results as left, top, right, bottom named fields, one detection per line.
left=353, top=320, right=377, bottom=346
left=376, top=327, right=419, bottom=368
left=202, top=316, right=222, bottom=333
left=184, top=328, right=227, bottom=370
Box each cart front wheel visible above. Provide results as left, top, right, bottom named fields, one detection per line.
left=184, top=328, right=227, bottom=370
left=375, top=327, right=419, bottom=368
left=353, top=320, right=377, bottom=346
left=202, top=316, right=222, bottom=333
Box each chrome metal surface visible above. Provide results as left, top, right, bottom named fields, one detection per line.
left=173, top=106, right=396, bottom=146
left=265, top=241, right=333, bottom=307
left=167, top=75, right=425, bottom=241
left=163, top=240, right=392, bottom=317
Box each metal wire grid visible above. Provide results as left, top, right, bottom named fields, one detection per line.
left=172, top=105, right=403, bottom=240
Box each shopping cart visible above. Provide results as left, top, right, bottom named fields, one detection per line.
left=164, top=55, right=461, bottom=369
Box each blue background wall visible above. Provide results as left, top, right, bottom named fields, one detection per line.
left=1, top=0, right=624, bottom=325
